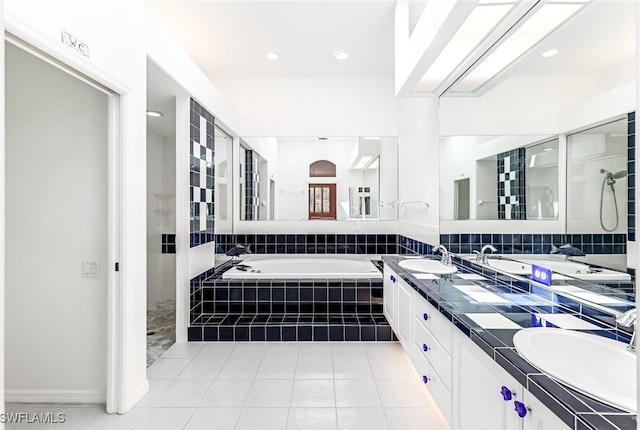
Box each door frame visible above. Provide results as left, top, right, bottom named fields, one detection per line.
left=4, top=15, right=131, bottom=413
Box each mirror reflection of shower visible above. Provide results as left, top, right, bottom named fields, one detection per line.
left=599, top=168, right=628, bottom=231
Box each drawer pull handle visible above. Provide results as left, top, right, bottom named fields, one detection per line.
left=514, top=401, right=529, bottom=418
left=422, top=344, right=429, bottom=352
left=423, top=313, right=429, bottom=321
left=500, top=386, right=512, bottom=401
left=390, top=275, right=396, bottom=282
left=422, top=375, right=429, bottom=384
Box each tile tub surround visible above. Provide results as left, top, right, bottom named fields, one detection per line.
left=188, top=261, right=392, bottom=342
left=382, top=255, right=636, bottom=430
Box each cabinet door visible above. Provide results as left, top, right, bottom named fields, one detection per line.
left=455, top=339, right=523, bottom=430
left=383, top=265, right=397, bottom=327
left=396, top=280, right=413, bottom=349
left=522, top=390, right=571, bottom=430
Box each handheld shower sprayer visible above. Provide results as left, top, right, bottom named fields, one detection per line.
left=600, top=168, right=628, bottom=185
left=599, top=168, right=627, bottom=231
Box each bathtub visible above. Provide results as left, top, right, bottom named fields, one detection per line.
left=222, top=256, right=382, bottom=279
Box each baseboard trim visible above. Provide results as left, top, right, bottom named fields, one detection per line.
left=5, top=389, right=106, bottom=404
left=125, top=380, right=150, bottom=412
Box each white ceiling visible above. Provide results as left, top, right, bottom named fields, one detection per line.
left=146, top=0, right=396, bottom=79
left=505, top=0, right=635, bottom=76
left=145, top=0, right=635, bottom=115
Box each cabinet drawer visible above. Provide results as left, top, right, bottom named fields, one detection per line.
left=412, top=351, right=453, bottom=426
left=413, top=294, right=454, bottom=354
left=414, top=317, right=453, bottom=391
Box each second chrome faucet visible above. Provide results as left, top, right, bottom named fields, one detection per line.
left=474, top=244, right=497, bottom=264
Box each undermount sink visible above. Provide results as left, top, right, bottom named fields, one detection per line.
left=399, top=259, right=458, bottom=274
left=483, top=258, right=531, bottom=275
left=513, top=328, right=636, bottom=412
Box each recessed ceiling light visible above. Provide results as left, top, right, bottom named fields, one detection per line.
left=265, top=52, right=280, bottom=61
left=543, top=147, right=553, bottom=151
left=146, top=110, right=163, bottom=117
left=541, top=48, right=558, bottom=58
left=334, top=50, right=349, bottom=61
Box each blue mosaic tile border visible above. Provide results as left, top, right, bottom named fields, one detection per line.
left=214, top=234, right=398, bottom=255
left=438, top=233, right=626, bottom=255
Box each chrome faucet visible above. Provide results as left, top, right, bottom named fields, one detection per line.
left=473, top=244, right=498, bottom=264
left=615, top=309, right=636, bottom=353
left=432, top=244, right=452, bottom=266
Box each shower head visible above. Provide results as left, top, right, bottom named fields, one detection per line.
left=600, top=169, right=628, bottom=180
left=612, top=169, right=628, bottom=179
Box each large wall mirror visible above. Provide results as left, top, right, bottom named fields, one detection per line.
left=440, top=135, right=559, bottom=222
left=566, top=117, right=629, bottom=272
left=440, top=115, right=633, bottom=286
left=237, top=137, right=398, bottom=221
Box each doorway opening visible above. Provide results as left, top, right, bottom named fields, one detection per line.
left=5, top=39, right=114, bottom=406
left=146, top=59, right=179, bottom=366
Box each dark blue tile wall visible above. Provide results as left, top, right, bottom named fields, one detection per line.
left=497, top=148, right=526, bottom=220
left=189, top=98, right=215, bottom=248
left=439, top=233, right=626, bottom=255
left=214, top=234, right=399, bottom=255
left=628, top=112, right=635, bottom=241
left=244, top=149, right=259, bottom=220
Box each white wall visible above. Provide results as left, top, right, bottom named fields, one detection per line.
left=147, top=132, right=176, bottom=305
left=213, top=77, right=399, bottom=137
left=439, top=136, right=476, bottom=221
left=5, top=0, right=150, bottom=411
left=440, top=74, right=598, bottom=136
left=5, top=42, right=108, bottom=400
left=397, top=98, right=440, bottom=246
left=379, top=137, right=399, bottom=221
left=0, top=0, right=6, bottom=413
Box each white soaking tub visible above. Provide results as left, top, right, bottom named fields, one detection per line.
left=222, top=255, right=382, bottom=279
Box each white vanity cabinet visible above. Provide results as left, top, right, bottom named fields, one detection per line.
left=454, top=335, right=525, bottom=430
left=521, top=390, right=571, bottom=430
left=383, top=263, right=413, bottom=348
left=383, top=264, right=398, bottom=326
left=383, top=264, right=572, bottom=430
left=454, top=336, right=570, bottom=430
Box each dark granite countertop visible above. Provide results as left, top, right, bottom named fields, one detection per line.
left=382, top=254, right=636, bottom=430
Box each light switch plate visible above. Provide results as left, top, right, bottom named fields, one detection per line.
left=82, top=260, right=99, bottom=278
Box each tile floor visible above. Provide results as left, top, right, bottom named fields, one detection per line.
left=147, top=300, right=177, bottom=367
left=7, top=342, right=450, bottom=430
